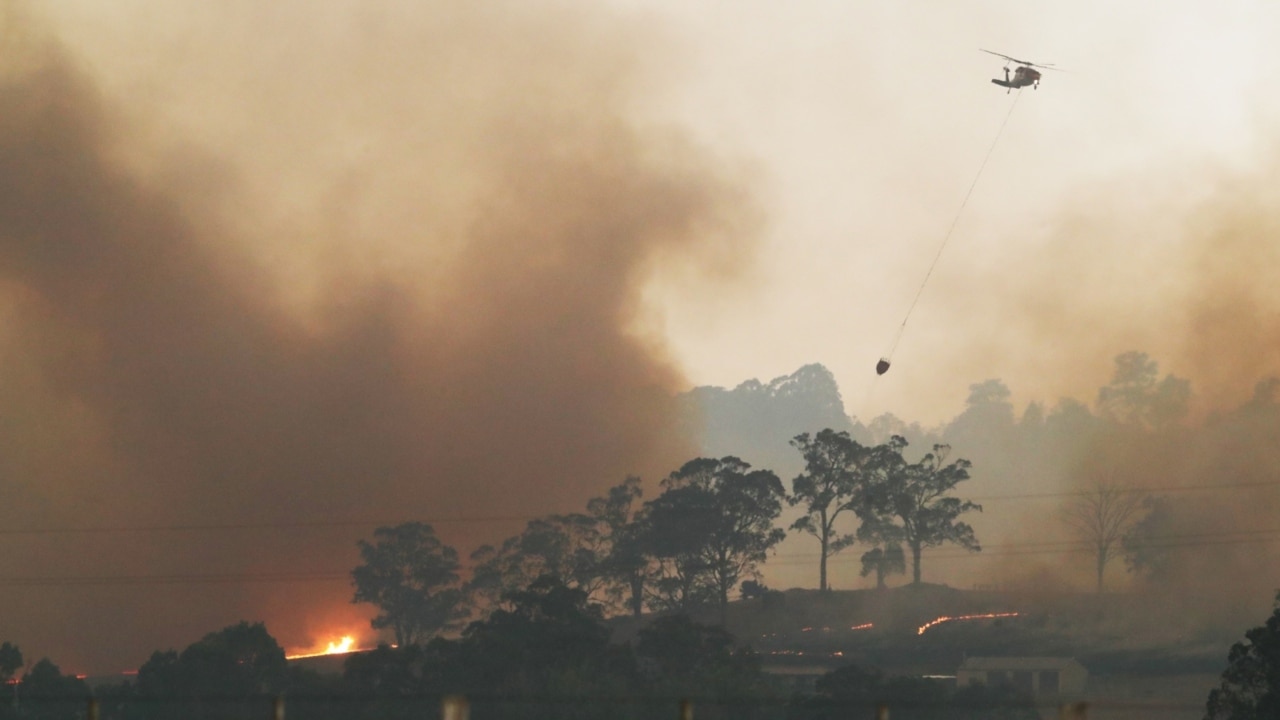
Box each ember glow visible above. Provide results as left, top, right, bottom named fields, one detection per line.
left=286, top=635, right=360, bottom=660
left=916, top=612, right=1020, bottom=636
left=850, top=623, right=874, bottom=631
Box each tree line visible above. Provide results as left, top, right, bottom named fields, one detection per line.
left=839, top=351, right=1277, bottom=597
left=357, top=344, right=1221, bottom=646
left=2, top=350, right=1276, bottom=718
left=5, top=583, right=1279, bottom=718
left=0, top=592, right=1041, bottom=720
left=354, top=432, right=982, bottom=646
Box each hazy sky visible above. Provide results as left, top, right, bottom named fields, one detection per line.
left=619, top=0, right=1280, bottom=424
left=8, top=0, right=1280, bottom=672
left=41, top=0, right=1280, bottom=420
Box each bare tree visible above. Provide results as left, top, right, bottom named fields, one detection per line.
left=1063, top=483, right=1149, bottom=593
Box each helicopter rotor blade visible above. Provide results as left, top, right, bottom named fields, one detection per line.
left=980, top=48, right=1030, bottom=65
left=981, top=50, right=1066, bottom=73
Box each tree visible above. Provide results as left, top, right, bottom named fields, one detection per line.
left=587, top=476, right=652, bottom=617
left=1205, top=592, right=1280, bottom=719
left=948, top=379, right=1017, bottom=437
left=1062, top=483, right=1148, bottom=593
left=1121, top=495, right=1175, bottom=581
left=17, top=659, right=89, bottom=720
left=457, top=575, right=624, bottom=700
left=739, top=580, right=768, bottom=600
left=944, top=379, right=1022, bottom=483
left=642, top=457, right=787, bottom=621
left=867, top=437, right=981, bottom=585
left=859, top=543, right=906, bottom=590
left=133, top=622, right=290, bottom=720
left=1097, top=351, right=1190, bottom=430
left=468, top=513, right=605, bottom=607
left=789, top=429, right=876, bottom=591
left=462, top=575, right=609, bottom=659
left=634, top=614, right=768, bottom=702
left=470, top=476, right=649, bottom=616
left=638, top=488, right=717, bottom=614
left=0, top=642, right=20, bottom=682
left=136, top=622, right=288, bottom=694
left=635, top=615, right=737, bottom=682
left=340, top=641, right=457, bottom=720
left=352, top=522, right=467, bottom=646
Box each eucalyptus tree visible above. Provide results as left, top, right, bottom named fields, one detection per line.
left=866, top=437, right=982, bottom=585
left=789, top=429, right=877, bottom=591
left=642, top=456, right=787, bottom=621
left=352, top=522, right=467, bottom=646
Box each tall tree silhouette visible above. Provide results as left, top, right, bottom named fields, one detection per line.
left=642, top=457, right=786, bottom=621
left=789, top=429, right=877, bottom=591
left=352, top=523, right=467, bottom=646
left=865, top=437, right=981, bottom=585
left=1206, top=592, right=1280, bottom=719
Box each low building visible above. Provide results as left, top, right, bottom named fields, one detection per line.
left=956, top=656, right=1087, bottom=698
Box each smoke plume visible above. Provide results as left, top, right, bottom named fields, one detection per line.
left=0, top=1, right=757, bottom=672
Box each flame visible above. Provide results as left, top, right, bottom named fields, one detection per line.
left=324, top=636, right=355, bottom=654
left=916, top=612, right=1019, bottom=636
left=286, top=635, right=361, bottom=660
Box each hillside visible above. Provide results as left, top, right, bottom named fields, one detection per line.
left=611, top=584, right=1232, bottom=678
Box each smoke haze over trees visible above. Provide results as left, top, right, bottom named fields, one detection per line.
left=3, top=0, right=1280, bottom=681
left=688, top=355, right=1280, bottom=644
left=682, top=364, right=854, bottom=477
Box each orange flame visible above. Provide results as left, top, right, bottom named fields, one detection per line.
left=325, top=636, right=355, bottom=654
left=917, top=612, right=1019, bottom=636
left=286, top=635, right=361, bottom=660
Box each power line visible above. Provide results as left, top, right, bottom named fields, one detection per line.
left=4, top=526, right=1279, bottom=588
left=0, top=572, right=351, bottom=588
left=770, top=531, right=1280, bottom=566
left=772, top=524, right=1280, bottom=559
left=0, top=514, right=534, bottom=537
left=3, top=479, right=1275, bottom=537
left=969, top=479, right=1280, bottom=502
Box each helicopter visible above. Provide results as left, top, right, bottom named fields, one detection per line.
left=981, top=49, right=1058, bottom=92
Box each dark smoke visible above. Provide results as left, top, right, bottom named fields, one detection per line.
left=0, top=2, right=757, bottom=672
